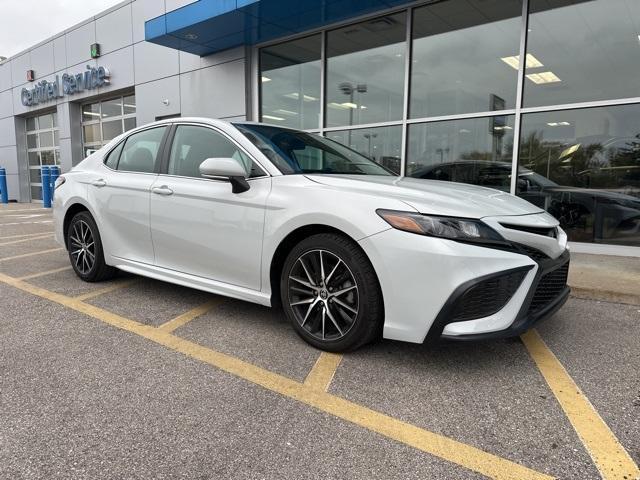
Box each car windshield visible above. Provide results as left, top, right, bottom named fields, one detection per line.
left=235, top=123, right=393, bottom=176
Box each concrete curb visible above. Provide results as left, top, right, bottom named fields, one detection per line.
left=569, top=287, right=640, bottom=306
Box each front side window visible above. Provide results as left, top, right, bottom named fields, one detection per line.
left=167, top=125, right=263, bottom=179
left=117, top=127, right=166, bottom=173
left=236, top=124, right=392, bottom=176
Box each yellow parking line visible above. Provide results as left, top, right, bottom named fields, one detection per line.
left=74, top=278, right=140, bottom=301
left=0, top=247, right=63, bottom=262
left=304, top=352, right=343, bottom=391
left=0, top=271, right=551, bottom=480
left=0, top=234, right=53, bottom=246
left=0, top=231, right=54, bottom=240
left=158, top=298, right=222, bottom=333
left=18, top=266, right=73, bottom=281
left=522, top=330, right=639, bottom=480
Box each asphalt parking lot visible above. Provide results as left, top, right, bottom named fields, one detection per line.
left=1, top=203, right=639, bottom=480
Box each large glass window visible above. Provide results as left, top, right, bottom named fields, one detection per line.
left=325, top=12, right=406, bottom=128
left=518, top=104, right=640, bottom=245
left=82, top=94, right=137, bottom=157
left=525, top=0, right=640, bottom=107
left=26, top=112, right=60, bottom=201
left=325, top=125, right=402, bottom=174
left=410, top=0, right=522, bottom=118
left=260, top=35, right=321, bottom=130
left=407, top=116, right=515, bottom=190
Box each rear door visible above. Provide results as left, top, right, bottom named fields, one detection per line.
left=148, top=123, right=271, bottom=290
left=88, top=125, right=169, bottom=265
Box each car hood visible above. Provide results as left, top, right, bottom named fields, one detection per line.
left=305, top=175, right=544, bottom=218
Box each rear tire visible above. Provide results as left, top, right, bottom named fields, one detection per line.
left=67, top=211, right=117, bottom=282
left=280, top=233, right=383, bottom=352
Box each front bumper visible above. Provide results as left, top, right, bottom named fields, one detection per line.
left=358, top=228, right=569, bottom=344
left=437, top=250, right=570, bottom=342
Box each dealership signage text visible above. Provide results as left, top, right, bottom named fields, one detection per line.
left=21, top=65, right=110, bottom=106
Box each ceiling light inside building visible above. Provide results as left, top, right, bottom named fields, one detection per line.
left=500, top=53, right=544, bottom=70
left=261, top=76, right=271, bottom=82
left=526, top=71, right=561, bottom=84
left=283, top=92, right=318, bottom=101
left=263, top=115, right=285, bottom=121
left=273, top=109, right=298, bottom=116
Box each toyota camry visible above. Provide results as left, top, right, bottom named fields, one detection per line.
left=53, top=118, right=570, bottom=352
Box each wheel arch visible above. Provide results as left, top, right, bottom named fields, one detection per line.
left=62, top=201, right=94, bottom=249
left=269, top=224, right=382, bottom=309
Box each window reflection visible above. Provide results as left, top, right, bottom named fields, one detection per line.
left=326, top=13, right=406, bottom=128
left=410, top=0, right=521, bottom=118
left=325, top=125, right=402, bottom=174
left=407, top=116, right=515, bottom=190
left=525, top=0, right=640, bottom=107
left=519, top=105, right=640, bottom=245
left=260, top=35, right=321, bottom=130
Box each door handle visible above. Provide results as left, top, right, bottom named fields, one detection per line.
left=92, top=179, right=106, bottom=187
left=152, top=185, right=174, bottom=196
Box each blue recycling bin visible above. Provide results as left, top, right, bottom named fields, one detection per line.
left=0, top=167, right=7, bottom=204
left=41, top=166, right=51, bottom=208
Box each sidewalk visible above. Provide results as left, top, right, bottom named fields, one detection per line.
left=569, top=252, right=640, bottom=305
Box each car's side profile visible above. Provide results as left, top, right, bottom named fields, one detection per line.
left=53, top=118, right=570, bottom=352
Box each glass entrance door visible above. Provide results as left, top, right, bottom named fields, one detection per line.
left=26, top=112, right=60, bottom=201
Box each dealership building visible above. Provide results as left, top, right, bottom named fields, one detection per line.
left=0, top=0, right=638, bottom=254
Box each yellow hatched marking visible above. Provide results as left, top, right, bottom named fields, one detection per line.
left=304, top=352, right=343, bottom=391
left=0, top=271, right=551, bottom=480
left=522, top=330, right=639, bottom=480
left=0, top=231, right=54, bottom=240
left=158, top=298, right=222, bottom=333
left=74, top=278, right=140, bottom=301
left=0, top=247, right=63, bottom=262
left=0, top=234, right=53, bottom=246
left=18, top=266, right=73, bottom=281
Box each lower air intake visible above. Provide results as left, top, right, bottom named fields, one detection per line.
left=450, top=269, right=527, bottom=322
left=527, top=262, right=570, bottom=314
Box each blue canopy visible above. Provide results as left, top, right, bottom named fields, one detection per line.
left=145, top=0, right=411, bottom=56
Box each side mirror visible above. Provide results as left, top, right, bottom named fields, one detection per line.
left=199, top=158, right=250, bottom=193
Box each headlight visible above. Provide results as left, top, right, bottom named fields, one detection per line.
left=376, top=209, right=505, bottom=243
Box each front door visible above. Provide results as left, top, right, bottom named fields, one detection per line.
left=149, top=124, right=270, bottom=290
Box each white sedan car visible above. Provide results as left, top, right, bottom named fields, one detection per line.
left=53, top=118, right=570, bottom=351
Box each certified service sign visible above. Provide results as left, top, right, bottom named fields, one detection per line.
left=21, top=65, right=110, bottom=107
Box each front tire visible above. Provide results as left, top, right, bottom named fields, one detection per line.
left=280, top=233, right=383, bottom=352
left=67, top=211, right=116, bottom=282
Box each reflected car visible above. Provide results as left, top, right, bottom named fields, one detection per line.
left=53, top=119, right=569, bottom=352
left=411, top=160, right=640, bottom=244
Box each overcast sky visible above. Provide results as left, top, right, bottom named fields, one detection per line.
left=0, top=0, right=123, bottom=58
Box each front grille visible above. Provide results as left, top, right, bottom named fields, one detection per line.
left=500, top=223, right=557, bottom=238
left=518, top=244, right=549, bottom=261
left=527, top=262, right=569, bottom=314
left=450, top=269, right=527, bottom=322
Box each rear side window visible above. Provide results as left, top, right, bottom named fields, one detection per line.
left=117, top=127, right=167, bottom=173
left=104, top=141, right=124, bottom=169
